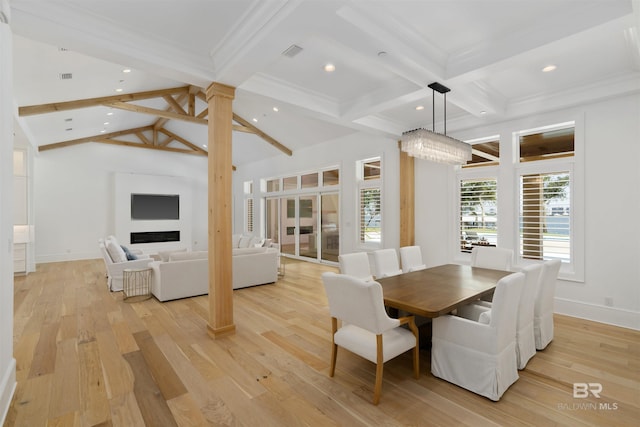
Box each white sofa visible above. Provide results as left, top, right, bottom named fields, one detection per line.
left=148, top=247, right=278, bottom=302
left=98, top=237, right=153, bottom=291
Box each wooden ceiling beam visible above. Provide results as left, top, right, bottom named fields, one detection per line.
left=232, top=113, right=292, bottom=156
left=158, top=128, right=207, bottom=154
left=38, top=126, right=154, bottom=151
left=97, top=138, right=206, bottom=156
left=19, top=86, right=190, bottom=116
left=163, top=95, right=187, bottom=115
left=103, top=101, right=208, bottom=125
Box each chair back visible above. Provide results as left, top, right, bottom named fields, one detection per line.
left=338, top=252, right=373, bottom=282
left=322, top=272, right=399, bottom=334
left=471, top=246, right=513, bottom=271
left=399, top=246, right=426, bottom=273
left=487, top=272, right=524, bottom=345
left=371, top=248, right=403, bottom=279
left=534, top=259, right=561, bottom=317
left=519, top=263, right=543, bottom=327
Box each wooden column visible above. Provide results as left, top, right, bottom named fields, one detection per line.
left=399, top=142, right=415, bottom=247
left=205, top=82, right=236, bottom=338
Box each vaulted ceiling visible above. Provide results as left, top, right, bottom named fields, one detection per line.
left=10, top=0, right=640, bottom=166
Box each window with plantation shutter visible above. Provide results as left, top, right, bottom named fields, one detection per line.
left=459, top=178, right=498, bottom=252
left=358, top=158, right=382, bottom=246
left=519, top=171, right=570, bottom=261
left=246, top=198, right=254, bottom=233
left=244, top=181, right=254, bottom=233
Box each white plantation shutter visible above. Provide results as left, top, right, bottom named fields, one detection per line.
left=459, top=178, right=498, bottom=251
left=520, top=171, right=570, bottom=261
left=359, top=187, right=381, bottom=244
left=246, top=198, right=254, bottom=233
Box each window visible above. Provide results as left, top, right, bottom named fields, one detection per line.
left=459, top=178, right=498, bottom=252
left=358, top=158, right=382, bottom=246
left=322, top=169, right=340, bottom=186
left=301, top=172, right=318, bottom=188
left=244, top=181, right=253, bottom=233
left=517, top=123, right=574, bottom=263
left=463, top=136, right=500, bottom=168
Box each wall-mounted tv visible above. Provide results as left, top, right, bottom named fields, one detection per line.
left=131, top=194, right=179, bottom=220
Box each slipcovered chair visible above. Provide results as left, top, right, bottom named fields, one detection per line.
left=322, top=272, right=419, bottom=405
left=99, top=238, right=152, bottom=291
left=460, top=263, right=543, bottom=369
left=534, top=259, right=562, bottom=350
left=399, top=245, right=426, bottom=273
left=470, top=246, right=513, bottom=271
left=371, top=248, right=403, bottom=279
left=338, top=252, right=373, bottom=282
left=431, top=272, right=525, bottom=401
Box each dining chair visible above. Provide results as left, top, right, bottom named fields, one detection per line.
left=371, top=248, right=403, bottom=279
left=322, top=272, right=419, bottom=405
left=460, top=263, right=543, bottom=369
left=338, top=252, right=374, bottom=282
left=470, top=246, right=513, bottom=271
left=399, top=246, right=427, bottom=273
left=431, top=272, right=524, bottom=401
left=534, top=259, right=562, bottom=350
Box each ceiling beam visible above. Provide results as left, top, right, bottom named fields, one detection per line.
left=19, top=86, right=190, bottom=116
left=158, top=128, right=207, bottom=154
left=38, top=126, right=154, bottom=151
left=97, top=138, right=206, bottom=156
left=232, top=113, right=292, bottom=156
left=103, top=101, right=208, bottom=125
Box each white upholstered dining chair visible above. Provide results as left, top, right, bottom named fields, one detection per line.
left=322, top=272, right=419, bottom=405
left=431, top=272, right=524, bottom=401
left=399, top=246, right=426, bottom=273
left=460, top=263, right=543, bottom=369
left=371, top=248, right=403, bottom=279
left=338, top=252, right=373, bottom=282
left=534, top=259, right=562, bottom=350
left=470, top=246, right=513, bottom=271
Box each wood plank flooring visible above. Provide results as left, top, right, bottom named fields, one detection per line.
left=5, top=258, right=640, bottom=426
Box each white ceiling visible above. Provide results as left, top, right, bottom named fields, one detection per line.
left=9, top=0, right=640, bottom=166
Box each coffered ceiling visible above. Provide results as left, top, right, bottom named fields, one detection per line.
left=9, top=0, right=640, bottom=166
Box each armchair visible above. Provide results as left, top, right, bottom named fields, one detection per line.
left=99, top=238, right=152, bottom=291
left=322, top=272, right=419, bottom=405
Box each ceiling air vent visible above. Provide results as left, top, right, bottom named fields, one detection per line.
left=58, top=47, right=69, bottom=52
left=282, top=44, right=303, bottom=58
left=59, top=73, right=73, bottom=80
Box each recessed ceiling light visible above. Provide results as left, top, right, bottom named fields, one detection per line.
left=542, top=64, right=557, bottom=73
left=115, top=88, right=123, bottom=92
left=415, top=105, right=424, bottom=111
left=324, top=63, right=336, bottom=72
left=273, top=107, right=279, bottom=112
left=107, top=112, right=113, bottom=116
left=100, top=129, right=106, bottom=133
left=203, top=144, right=207, bottom=148
left=122, top=68, right=131, bottom=73
left=103, top=122, right=110, bottom=125
left=252, top=118, right=258, bottom=122
left=480, top=110, right=487, bottom=115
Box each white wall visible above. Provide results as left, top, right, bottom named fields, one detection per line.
left=414, top=93, right=640, bottom=329
left=34, top=143, right=209, bottom=262
left=0, top=1, right=16, bottom=422
left=232, top=131, right=401, bottom=256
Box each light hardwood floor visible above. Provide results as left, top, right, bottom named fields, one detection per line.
left=5, top=258, right=639, bottom=426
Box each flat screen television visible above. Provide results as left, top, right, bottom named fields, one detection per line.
left=131, top=194, right=179, bottom=220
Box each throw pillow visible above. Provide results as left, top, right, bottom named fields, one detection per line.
left=120, top=245, right=138, bottom=260
left=106, top=240, right=127, bottom=263
left=238, top=234, right=252, bottom=248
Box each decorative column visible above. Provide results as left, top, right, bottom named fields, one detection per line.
left=205, top=82, right=236, bottom=338
left=399, top=142, right=415, bottom=247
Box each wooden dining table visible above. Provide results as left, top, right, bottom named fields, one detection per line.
left=376, top=264, right=513, bottom=318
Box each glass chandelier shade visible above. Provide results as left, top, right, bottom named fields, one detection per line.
left=401, top=128, right=471, bottom=165
left=401, top=82, right=472, bottom=165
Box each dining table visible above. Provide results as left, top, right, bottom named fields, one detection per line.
left=376, top=264, right=513, bottom=318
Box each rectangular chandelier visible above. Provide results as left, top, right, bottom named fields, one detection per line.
left=401, top=128, right=471, bottom=165
left=401, top=82, right=472, bottom=165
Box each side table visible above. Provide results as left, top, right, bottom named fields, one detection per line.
left=123, top=267, right=152, bottom=302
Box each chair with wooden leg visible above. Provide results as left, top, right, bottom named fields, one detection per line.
left=322, top=272, right=420, bottom=405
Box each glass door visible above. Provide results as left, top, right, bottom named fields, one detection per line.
left=320, top=193, right=340, bottom=262
left=298, top=195, right=317, bottom=260
left=281, top=197, right=296, bottom=256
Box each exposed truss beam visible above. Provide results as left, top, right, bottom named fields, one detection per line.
left=38, top=126, right=154, bottom=151
left=19, top=86, right=190, bottom=116
left=232, top=113, right=292, bottom=156
left=104, top=101, right=208, bottom=125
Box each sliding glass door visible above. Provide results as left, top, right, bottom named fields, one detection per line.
left=266, top=192, right=339, bottom=263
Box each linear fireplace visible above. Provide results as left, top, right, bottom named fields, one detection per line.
left=130, top=231, right=180, bottom=244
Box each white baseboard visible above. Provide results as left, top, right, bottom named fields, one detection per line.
left=555, top=297, right=640, bottom=331
left=0, top=358, right=16, bottom=425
